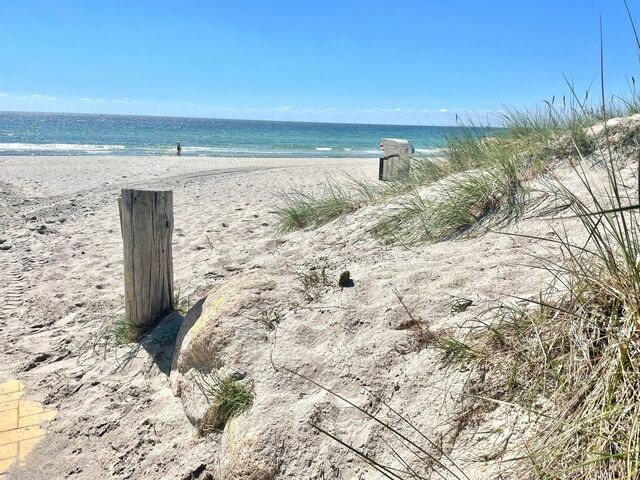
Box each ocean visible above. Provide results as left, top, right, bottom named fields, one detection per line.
left=0, top=111, right=476, bottom=158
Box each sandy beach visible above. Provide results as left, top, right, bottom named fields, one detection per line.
left=5, top=1, right=640, bottom=476
left=0, top=152, right=574, bottom=479
left=0, top=155, right=386, bottom=478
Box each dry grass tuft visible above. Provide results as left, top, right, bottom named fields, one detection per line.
left=195, top=371, right=254, bottom=434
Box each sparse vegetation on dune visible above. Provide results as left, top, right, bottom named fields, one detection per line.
left=421, top=55, right=640, bottom=475
left=434, top=141, right=640, bottom=477
left=270, top=16, right=640, bottom=475
left=273, top=102, right=611, bottom=242
left=195, top=371, right=254, bottom=434
left=273, top=154, right=467, bottom=233
left=274, top=181, right=362, bottom=233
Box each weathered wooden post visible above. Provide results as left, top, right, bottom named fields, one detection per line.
left=119, top=189, right=174, bottom=332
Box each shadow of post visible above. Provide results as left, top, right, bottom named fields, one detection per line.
left=138, top=310, right=185, bottom=375
left=168, top=298, right=205, bottom=371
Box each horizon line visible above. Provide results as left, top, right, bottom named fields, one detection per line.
left=0, top=109, right=496, bottom=129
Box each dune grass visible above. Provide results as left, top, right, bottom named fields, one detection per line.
left=273, top=105, right=603, bottom=242
left=295, top=263, right=333, bottom=302
left=273, top=8, right=640, bottom=475
left=274, top=180, right=362, bottom=233
left=273, top=154, right=465, bottom=233
left=428, top=89, right=640, bottom=476
left=195, top=371, right=254, bottom=434
left=173, top=287, right=194, bottom=315
left=273, top=106, right=640, bottom=478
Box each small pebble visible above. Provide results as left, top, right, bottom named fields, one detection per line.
left=339, top=270, right=353, bottom=288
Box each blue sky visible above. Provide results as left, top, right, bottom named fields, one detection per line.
left=0, top=0, right=639, bottom=124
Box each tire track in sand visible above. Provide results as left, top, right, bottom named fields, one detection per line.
left=0, top=250, right=27, bottom=321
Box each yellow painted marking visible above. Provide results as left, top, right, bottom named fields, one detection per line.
left=0, top=380, right=56, bottom=474
left=191, top=295, right=225, bottom=337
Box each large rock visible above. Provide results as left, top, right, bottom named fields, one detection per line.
left=171, top=271, right=281, bottom=423
left=216, top=420, right=278, bottom=480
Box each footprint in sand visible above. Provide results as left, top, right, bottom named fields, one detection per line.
left=0, top=379, right=56, bottom=476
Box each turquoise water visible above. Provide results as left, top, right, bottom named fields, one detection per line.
left=0, top=111, right=481, bottom=157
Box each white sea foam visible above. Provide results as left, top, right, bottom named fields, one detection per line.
left=141, top=145, right=384, bottom=157
left=0, top=143, right=126, bottom=153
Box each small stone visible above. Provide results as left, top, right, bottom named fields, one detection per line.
left=338, top=271, right=353, bottom=288
left=0, top=244, right=12, bottom=251
left=37, top=225, right=47, bottom=234
left=222, top=222, right=229, bottom=227
left=27, top=215, right=36, bottom=221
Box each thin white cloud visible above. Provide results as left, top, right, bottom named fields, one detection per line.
left=81, top=97, right=105, bottom=103
left=200, top=105, right=492, bottom=120
left=31, top=94, right=44, bottom=100
left=0, top=92, right=7, bottom=97
left=111, top=97, right=140, bottom=105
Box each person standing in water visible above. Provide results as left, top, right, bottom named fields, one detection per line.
left=176, top=142, right=182, bottom=156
